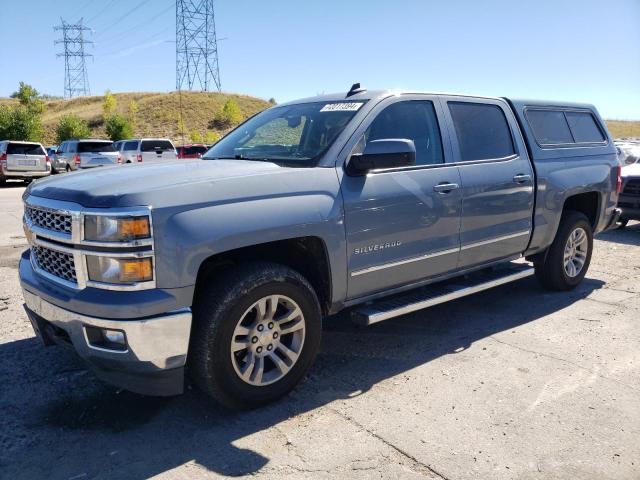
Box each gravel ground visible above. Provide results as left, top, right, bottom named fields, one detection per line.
left=1, top=182, right=639, bottom=479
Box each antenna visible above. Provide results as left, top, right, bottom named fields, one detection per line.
left=176, top=0, right=222, bottom=92
left=54, top=18, right=93, bottom=98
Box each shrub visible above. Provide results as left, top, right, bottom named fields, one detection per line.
left=127, top=100, right=139, bottom=129
left=189, top=130, right=203, bottom=143
left=105, top=114, right=134, bottom=141
left=213, top=99, right=243, bottom=128
left=204, top=131, right=220, bottom=144
left=55, top=115, right=91, bottom=143
left=103, top=90, right=116, bottom=120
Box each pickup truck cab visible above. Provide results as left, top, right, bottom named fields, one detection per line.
left=0, top=141, right=51, bottom=184
left=20, top=85, right=621, bottom=408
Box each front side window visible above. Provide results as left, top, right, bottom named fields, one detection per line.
left=365, top=100, right=444, bottom=166
left=203, top=101, right=364, bottom=165
left=449, top=102, right=515, bottom=161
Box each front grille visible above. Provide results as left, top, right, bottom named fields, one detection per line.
left=622, top=179, right=640, bottom=197
left=25, top=206, right=72, bottom=234
left=31, top=246, right=77, bottom=284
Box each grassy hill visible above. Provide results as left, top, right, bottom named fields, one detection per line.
left=1, top=91, right=272, bottom=145
left=1, top=91, right=639, bottom=144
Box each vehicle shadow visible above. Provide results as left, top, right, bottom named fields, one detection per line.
left=596, top=221, right=640, bottom=247
left=0, top=276, right=605, bottom=479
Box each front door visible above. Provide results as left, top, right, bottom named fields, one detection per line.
left=341, top=96, right=462, bottom=300
left=441, top=97, right=535, bottom=268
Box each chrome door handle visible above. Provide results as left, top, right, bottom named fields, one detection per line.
left=433, top=183, right=460, bottom=193
left=513, top=174, right=531, bottom=183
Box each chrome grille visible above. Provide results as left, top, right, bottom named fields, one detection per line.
left=32, top=246, right=77, bottom=284
left=25, top=206, right=72, bottom=234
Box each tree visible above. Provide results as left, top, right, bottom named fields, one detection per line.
left=0, top=104, right=42, bottom=142
left=105, top=114, right=134, bottom=141
left=55, top=115, right=91, bottom=143
left=213, top=99, right=243, bottom=128
left=204, top=131, right=220, bottom=144
left=103, top=90, right=116, bottom=120
left=189, top=130, right=204, bottom=143
left=268, top=97, right=277, bottom=105
left=12, top=82, right=40, bottom=106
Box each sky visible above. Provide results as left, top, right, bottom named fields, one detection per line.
left=1, top=0, right=639, bottom=119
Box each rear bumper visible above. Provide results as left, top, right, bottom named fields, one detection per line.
left=22, top=288, right=192, bottom=396
left=603, top=207, right=623, bottom=231
left=1, top=166, right=50, bottom=179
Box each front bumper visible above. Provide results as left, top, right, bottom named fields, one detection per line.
left=22, top=288, right=192, bottom=396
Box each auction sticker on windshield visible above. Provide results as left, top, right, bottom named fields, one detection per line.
left=320, top=102, right=364, bottom=112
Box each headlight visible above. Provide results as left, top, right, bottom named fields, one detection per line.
left=87, top=256, right=153, bottom=284
left=84, top=215, right=151, bottom=243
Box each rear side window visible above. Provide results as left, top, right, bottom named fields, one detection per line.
left=78, top=142, right=116, bottom=153
left=123, top=141, right=139, bottom=151
left=448, top=102, right=515, bottom=161
left=7, top=143, right=46, bottom=155
left=141, top=140, right=174, bottom=152
left=184, top=145, right=207, bottom=155
left=565, top=111, right=605, bottom=143
left=366, top=100, right=444, bottom=166
left=525, top=109, right=606, bottom=146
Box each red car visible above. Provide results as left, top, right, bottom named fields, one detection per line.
left=177, top=144, right=209, bottom=159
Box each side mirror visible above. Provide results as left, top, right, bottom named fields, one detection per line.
left=347, top=139, right=416, bottom=175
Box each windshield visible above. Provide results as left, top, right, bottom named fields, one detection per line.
left=202, top=101, right=365, bottom=165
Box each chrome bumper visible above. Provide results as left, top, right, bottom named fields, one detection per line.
left=22, top=288, right=192, bottom=395
left=1, top=168, right=50, bottom=178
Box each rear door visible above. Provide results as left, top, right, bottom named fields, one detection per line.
left=78, top=141, right=118, bottom=167
left=441, top=97, right=534, bottom=268
left=140, top=140, right=177, bottom=163
left=342, top=95, right=462, bottom=299
left=6, top=143, right=47, bottom=172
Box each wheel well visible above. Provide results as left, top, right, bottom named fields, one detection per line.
left=195, top=237, right=332, bottom=314
left=563, top=192, right=599, bottom=228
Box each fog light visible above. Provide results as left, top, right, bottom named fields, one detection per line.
left=85, top=326, right=127, bottom=352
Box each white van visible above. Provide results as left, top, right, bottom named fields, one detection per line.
left=120, top=138, right=178, bottom=164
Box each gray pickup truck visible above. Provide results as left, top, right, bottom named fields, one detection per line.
left=20, top=85, right=621, bottom=408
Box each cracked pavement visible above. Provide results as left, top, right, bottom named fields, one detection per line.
left=1, top=183, right=639, bottom=479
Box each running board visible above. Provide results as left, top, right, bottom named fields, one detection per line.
left=352, top=262, right=535, bottom=326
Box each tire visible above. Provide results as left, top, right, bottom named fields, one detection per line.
left=534, top=210, right=593, bottom=291
left=617, top=218, right=629, bottom=229
left=189, top=262, right=322, bottom=409
left=65, top=164, right=71, bottom=173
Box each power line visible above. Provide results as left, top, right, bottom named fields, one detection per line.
left=54, top=18, right=93, bottom=98
left=176, top=0, right=221, bottom=92
left=85, top=0, right=120, bottom=25
left=93, top=2, right=173, bottom=44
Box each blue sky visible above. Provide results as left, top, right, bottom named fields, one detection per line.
left=1, top=0, right=639, bottom=119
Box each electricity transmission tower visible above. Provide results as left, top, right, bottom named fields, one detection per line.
left=176, top=0, right=222, bottom=92
left=54, top=18, right=93, bottom=98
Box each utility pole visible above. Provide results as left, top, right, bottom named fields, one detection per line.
left=54, top=18, right=93, bottom=98
left=176, top=0, right=222, bottom=92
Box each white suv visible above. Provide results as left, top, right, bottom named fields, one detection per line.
left=0, top=141, right=51, bottom=185
left=119, top=138, right=178, bottom=164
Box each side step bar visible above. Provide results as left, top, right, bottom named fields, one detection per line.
left=352, top=262, right=535, bottom=326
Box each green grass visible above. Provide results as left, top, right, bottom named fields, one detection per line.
left=2, top=91, right=271, bottom=145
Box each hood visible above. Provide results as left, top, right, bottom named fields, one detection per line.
left=622, top=163, right=640, bottom=178
left=26, top=160, right=301, bottom=208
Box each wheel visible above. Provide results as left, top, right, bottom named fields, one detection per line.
left=65, top=164, right=71, bottom=172
left=617, top=218, right=629, bottom=229
left=534, top=210, right=593, bottom=291
left=189, top=262, right=322, bottom=409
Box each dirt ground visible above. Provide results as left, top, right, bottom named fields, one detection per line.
left=1, top=182, right=639, bottom=479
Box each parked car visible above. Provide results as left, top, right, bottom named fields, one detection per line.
left=177, top=144, right=208, bottom=159
left=55, top=139, right=121, bottom=170
left=119, top=138, right=178, bottom=164
left=20, top=85, right=621, bottom=408
left=615, top=140, right=640, bottom=166
left=617, top=161, right=640, bottom=228
left=0, top=140, right=51, bottom=184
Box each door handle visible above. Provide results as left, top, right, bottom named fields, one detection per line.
left=513, top=174, right=531, bottom=183
left=433, top=182, right=459, bottom=193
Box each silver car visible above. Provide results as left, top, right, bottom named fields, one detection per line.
left=0, top=141, right=51, bottom=185
left=120, top=138, right=178, bottom=164
left=56, top=139, right=121, bottom=170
